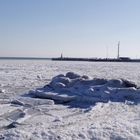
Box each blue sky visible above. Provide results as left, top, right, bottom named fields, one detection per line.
left=0, top=0, right=140, bottom=58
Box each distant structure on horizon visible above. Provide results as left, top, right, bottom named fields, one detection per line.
left=117, top=41, right=131, bottom=61
left=52, top=41, right=138, bottom=62
left=52, top=42, right=140, bottom=62
left=117, top=41, right=120, bottom=59
left=61, top=53, right=63, bottom=59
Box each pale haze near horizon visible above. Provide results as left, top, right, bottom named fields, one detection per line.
left=0, top=0, right=140, bottom=58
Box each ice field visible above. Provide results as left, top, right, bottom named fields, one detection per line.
left=0, top=60, right=140, bottom=140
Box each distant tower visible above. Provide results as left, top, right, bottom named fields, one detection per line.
left=117, top=41, right=120, bottom=59
left=61, top=53, right=63, bottom=59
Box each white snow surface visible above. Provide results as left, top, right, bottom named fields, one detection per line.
left=0, top=60, right=140, bottom=140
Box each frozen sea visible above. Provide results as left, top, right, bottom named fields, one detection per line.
left=0, top=60, right=140, bottom=140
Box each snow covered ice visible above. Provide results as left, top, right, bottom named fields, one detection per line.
left=31, top=72, right=140, bottom=105
left=0, top=60, right=140, bottom=140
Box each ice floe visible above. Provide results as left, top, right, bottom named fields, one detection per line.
left=26, top=72, right=140, bottom=105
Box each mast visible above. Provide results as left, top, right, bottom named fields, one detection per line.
left=61, top=53, right=63, bottom=59
left=117, top=41, right=120, bottom=59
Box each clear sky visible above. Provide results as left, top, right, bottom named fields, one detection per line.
left=0, top=0, right=140, bottom=58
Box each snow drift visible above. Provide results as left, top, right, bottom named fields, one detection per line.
left=28, top=72, right=140, bottom=104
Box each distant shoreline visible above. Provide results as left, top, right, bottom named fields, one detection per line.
left=52, top=57, right=140, bottom=63
left=1, top=57, right=140, bottom=63
left=0, top=57, right=51, bottom=60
